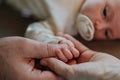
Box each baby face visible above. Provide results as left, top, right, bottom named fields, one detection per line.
left=80, top=0, right=120, bottom=40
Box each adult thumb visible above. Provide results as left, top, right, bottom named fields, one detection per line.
left=20, top=38, right=57, bottom=58
left=40, top=58, right=72, bottom=79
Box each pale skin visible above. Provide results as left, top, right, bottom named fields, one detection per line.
left=40, top=0, right=120, bottom=63
left=56, top=39, right=80, bottom=62
left=80, top=0, right=120, bottom=40
left=1, top=0, right=120, bottom=79
left=41, top=33, right=120, bottom=80
left=0, top=36, right=79, bottom=80
left=44, top=0, right=120, bottom=52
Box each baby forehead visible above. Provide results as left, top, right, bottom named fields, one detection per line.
left=108, top=0, right=120, bottom=8
left=109, top=18, right=120, bottom=38
left=108, top=0, right=120, bottom=22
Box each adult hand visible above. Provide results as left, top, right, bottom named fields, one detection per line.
left=41, top=33, right=120, bottom=80
left=0, top=37, right=62, bottom=80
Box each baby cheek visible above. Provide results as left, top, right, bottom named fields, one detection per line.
left=94, top=30, right=106, bottom=40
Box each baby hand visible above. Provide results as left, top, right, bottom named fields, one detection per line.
left=57, top=39, right=80, bottom=62
left=47, top=40, right=80, bottom=62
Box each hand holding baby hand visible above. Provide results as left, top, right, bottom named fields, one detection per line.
left=47, top=42, right=79, bottom=63
left=54, top=32, right=80, bottom=64
left=0, top=37, right=61, bottom=80
left=41, top=33, right=120, bottom=80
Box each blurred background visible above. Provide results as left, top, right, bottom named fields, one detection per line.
left=0, top=2, right=38, bottom=37
left=0, top=2, right=120, bottom=59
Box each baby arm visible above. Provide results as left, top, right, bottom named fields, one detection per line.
left=25, top=20, right=80, bottom=62
left=25, top=20, right=66, bottom=44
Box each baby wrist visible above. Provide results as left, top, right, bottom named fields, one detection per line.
left=37, top=33, right=66, bottom=44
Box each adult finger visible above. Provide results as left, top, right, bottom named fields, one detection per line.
left=18, top=38, right=55, bottom=58
left=30, top=70, right=62, bottom=80
left=40, top=58, right=72, bottom=79
left=19, top=59, right=62, bottom=80
left=77, top=50, right=96, bottom=63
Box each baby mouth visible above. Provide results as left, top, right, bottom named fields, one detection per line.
left=75, top=14, right=95, bottom=41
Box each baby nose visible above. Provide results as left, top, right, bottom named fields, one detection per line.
left=94, top=20, right=107, bottom=31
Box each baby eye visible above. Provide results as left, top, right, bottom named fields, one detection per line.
left=105, top=29, right=109, bottom=39
left=103, top=7, right=107, bottom=18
